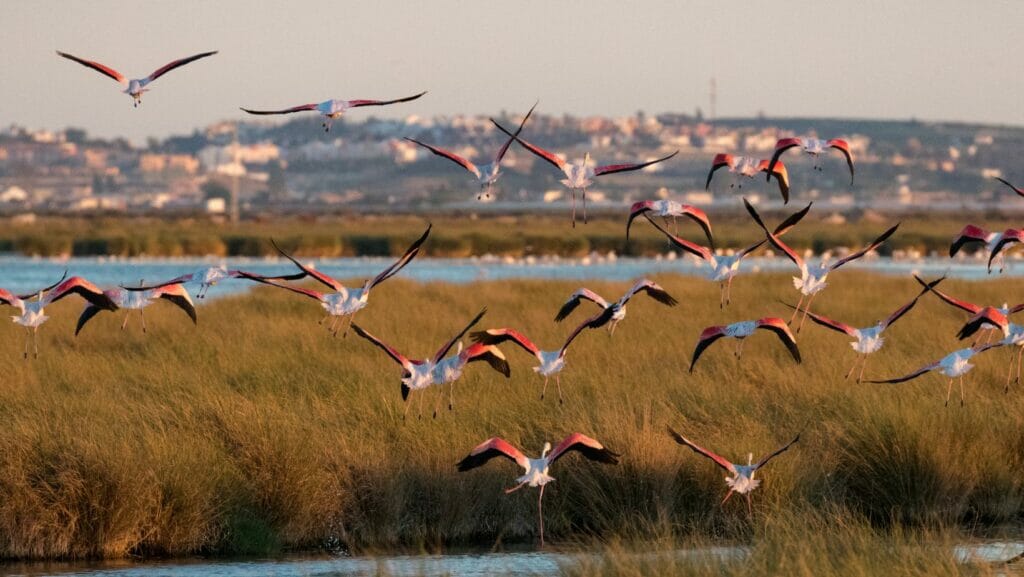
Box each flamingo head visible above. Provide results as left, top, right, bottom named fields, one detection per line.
left=747, top=453, right=754, bottom=467
left=541, top=441, right=552, bottom=459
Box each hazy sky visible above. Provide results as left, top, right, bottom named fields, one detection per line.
left=5, top=1, right=1022, bottom=143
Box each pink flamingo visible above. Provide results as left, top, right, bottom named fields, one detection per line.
left=57, top=50, right=217, bottom=107
left=705, top=154, right=791, bottom=203
left=949, top=225, right=1023, bottom=273
left=124, top=266, right=307, bottom=299
left=75, top=282, right=196, bottom=335
left=456, top=433, right=619, bottom=547
left=955, top=307, right=1024, bottom=392
left=668, top=426, right=800, bottom=515
left=767, top=137, right=854, bottom=185
left=553, top=279, right=677, bottom=334
left=625, top=200, right=713, bottom=245
left=914, top=273, right=1024, bottom=345
left=690, top=318, right=801, bottom=372
left=241, top=91, right=426, bottom=132
left=866, top=343, right=1003, bottom=407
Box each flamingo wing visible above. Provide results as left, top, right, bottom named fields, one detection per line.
left=743, top=198, right=804, bottom=270
left=240, top=103, right=319, bottom=115
left=558, top=311, right=605, bottom=356
left=641, top=214, right=713, bottom=262
left=404, top=137, right=480, bottom=178
left=270, top=238, right=341, bottom=291
left=554, top=288, right=609, bottom=322
left=369, top=223, right=432, bottom=289
left=56, top=51, right=126, bottom=84
left=689, top=325, right=728, bottom=372
left=494, top=100, right=537, bottom=164
left=667, top=427, right=736, bottom=474
left=0, top=289, right=19, bottom=308
left=757, top=159, right=790, bottom=203
left=625, top=201, right=655, bottom=241
left=705, top=153, right=734, bottom=190
left=988, top=229, right=1024, bottom=273
left=754, top=432, right=801, bottom=470
left=433, top=307, right=488, bottom=363
left=44, top=277, right=117, bottom=310
left=470, top=328, right=540, bottom=358
left=549, top=432, right=620, bottom=465
left=767, top=138, right=802, bottom=180
left=996, top=177, right=1024, bottom=198
left=773, top=202, right=814, bottom=237
left=949, top=225, right=991, bottom=258
left=827, top=139, right=855, bottom=185
left=347, top=91, right=427, bottom=108
left=780, top=302, right=857, bottom=337
left=913, top=274, right=980, bottom=315
left=16, top=270, right=69, bottom=300
left=457, top=437, right=529, bottom=471
left=143, top=51, right=217, bottom=84
left=829, top=223, right=899, bottom=271
left=957, top=307, right=1009, bottom=341
left=594, top=150, right=678, bottom=177
left=461, top=343, right=511, bottom=378
left=152, top=284, right=198, bottom=325
left=756, top=317, right=801, bottom=363
left=680, top=205, right=715, bottom=248
left=865, top=360, right=941, bottom=384
left=351, top=324, right=413, bottom=371
left=620, top=279, right=678, bottom=308
left=236, top=273, right=324, bottom=301
left=74, top=304, right=108, bottom=336
left=881, top=277, right=944, bottom=330
left=490, top=119, right=566, bottom=171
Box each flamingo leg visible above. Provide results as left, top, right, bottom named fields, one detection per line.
left=433, top=387, right=442, bottom=419
left=789, top=295, right=805, bottom=326
left=721, top=489, right=735, bottom=506
left=1005, top=349, right=1017, bottom=393
left=857, top=354, right=868, bottom=384
left=735, top=339, right=745, bottom=359
left=844, top=354, right=860, bottom=381
left=582, top=187, right=588, bottom=225
left=23, top=328, right=29, bottom=360
left=570, top=189, right=577, bottom=228
left=417, top=389, right=425, bottom=419
left=719, top=283, right=726, bottom=309
left=121, top=311, right=131, bottom=331
left=32, top=328, right=39, bottom=359
left=945, top=378, right=953, bottom=407
left=556, top=374, right=564, bottom=405
left=403, top=395, right=412, bottom=420
left=959, top=375, right=966, bottom=406
left=798, top=293, right=817, bottom=333
left=726, top=276, right=734, bottom=307
left=140, top=309, right=147, bottom=334
left=505, top=482, right=526, bottom=494
left=538, top=485, right=546, bottom=549
left=1016, top=346, right=1024, bottom=387
left=341, top=313, right=355, bottom=339
left=448, top=381, right=455, bottom=411
left=746, top=493, right=753, bottom=517
left=318, top=314, right=330, bottom=326
left=672, top=215, right=679, bottom=236
left=541, top=376, right=548, bottom=400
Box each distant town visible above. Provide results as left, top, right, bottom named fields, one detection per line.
left=2, top=111, right=1022, bottom=219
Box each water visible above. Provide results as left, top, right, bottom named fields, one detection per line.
left=0, top=254, right=1010, bottom=299
left=2, top=542, right=1020, bottom=576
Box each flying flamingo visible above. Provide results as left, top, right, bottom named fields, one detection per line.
left=747, top=199, right=898, bottom=332
left=913, top=273, right=1024, bottom=345
left=57, top=50, right=217, bottom=107
left=640, top=201, right=812, bottom=307
left=405, top=102, right=536, bottom=200
left=955, top=307, right=1024, bottom=392
left=491, top=119, right=678, bottom=226
left=689, top=318, right=800, bottom=372
left=866, top=343, right=1003, bottom=406
left=625, top=200, right=713, bottom=245
left=782, top=278, right=942, bottom=383
left=352, top=309, right=509, bottom=418
left=75, top=282, right=196, bottom=335
left=996, top=177, right=1024, bottom=198
left=767, top=137, right=854, bottom=185
left=123, top=266, right=307, bottom=299
left=456, top=433, right=620, bottom=547
left=705, top=155, right=791, bottom=203
left=0, top=275, right=117, bottom=358
left=553, top=279, right=677, bottom=334
left=949, top=225, right=1024, bottom=273
left=470, top=312, right=604, bottom=403
left=241, top=91, right=427, bottom=132
left=667, top=426, right=800, bottom=515
left=240, top=224, right=430, bottom=337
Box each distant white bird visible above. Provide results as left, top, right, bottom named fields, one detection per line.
left=705, top=154, right=791, bottom=203
left=690, top=317, right=801, bottom=372
left=553, top=279, right=677, bottom=334
left=748, top=199, right=898, bottom=332
left=491, top=119, right=677, bottom=227
left=642, top=201, right=811, bottom=307
left=866, top=343, right=1003, bottom=406
left=626, top=200, right=713, bottom=245
left=471, top=313, right=603, bottom=403
left=949, top=225, right=1024, bottom=274
left=783, top=278, right=941, bottom=382
left=352, top=309, right=510, bottom=418
left=0, top=275, right=117, bottom=358
left=405, top=102, right=536, bottom=200
left=955, top=307, right=1024, bottom=392
left=57, top=50, right=217, bottom=107
left=75, top=282, right=196, bottom=335
left=767, top=137, right=855, bottom=185
left=914, top=273, right=1024, bottom=346
left=668, top=426, right=800, bottom=515
left=241, top=225, right=430, bottom=337
left=125, top=266, right=307, bottom=299
left=457, top=433, right=620, bottom=547
left=241, top=91, right=427, bottom=132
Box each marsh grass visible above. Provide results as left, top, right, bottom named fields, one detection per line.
left=0, top=271, right=1023, bottom=559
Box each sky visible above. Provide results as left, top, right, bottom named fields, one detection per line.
left=4, top=1, right=1022, bottom=143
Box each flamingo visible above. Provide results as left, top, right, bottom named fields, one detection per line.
left=57, top=50, right=217, bottom=107
left=949, top=225, right=1024, bottom=274
left=75, top=282, right=196, bottom=335
left=241, top=91, right=427, bottom=132
left=470, top=312, right=605, bottom=403
left=705, top=155, right=791, bottom=203
left=913, top=273, right=1024, bottom=345
left=767, top=137, right=854, bottom=185
left=491, top=119, right=677, bottom=227
left=123, top=266, right=307, bottom=299
left=866, top=343, right=1003, bottom=406
left=747, top=199, right=898, bottom=332
left=667, top=426, right=800, bottom=515
left=0, top=275, right=117, bottom=358
left=405, top=102, right=536, bottom=200
left=553, top=279, right=677, bottom=334
left=782, top=278, right=942, bottom=383
left=996, top=177, right=1024, bottom=198
left=456, top=433, right=620, bottom=547
left=954, top=307, right=1024, bottom=392
left=640, top=201, right=812, bottom=307
left=689, top=317, right=801, bottom=372
left=625, top=200, right=713, bottom=245
left=240, top=224, right=430, bottom=337
left=351, top=309, right=509, bottom=418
